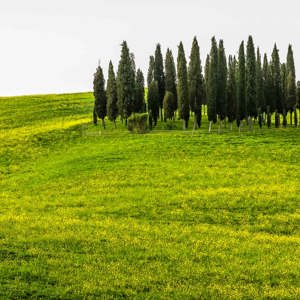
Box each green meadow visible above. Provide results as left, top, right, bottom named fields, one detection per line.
left=0, top=92, right=300, bottom=299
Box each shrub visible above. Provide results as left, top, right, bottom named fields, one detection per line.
left=128, top=113, right=148, bottom=133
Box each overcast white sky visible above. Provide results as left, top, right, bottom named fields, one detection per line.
left=0, top=0, right=299, bottom=96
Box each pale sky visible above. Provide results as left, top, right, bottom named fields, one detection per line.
left=1, top=0, right=299, bottom=96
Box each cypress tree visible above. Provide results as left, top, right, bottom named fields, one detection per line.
left=163, top=91, right=175, bottom=121
left=271, top=44, right=282, bottom=127
left=107, top=61, right=118, bottom=128
left=188, top=36, right=204, bottom=129
left=154, top=44, right=165, bottom=120
left=281, top=63, right=288, bottom=127
left=147, top=56, right=155, bottom=87
left=147, top=81, right=160, bottom=127
left=165, top=48, right=177, bottom=115
left=227, top=55, right=237, bottom=130
left=263, top=54, right=273, bottom=127
left=296, top=81, right=300, bottom=127
left=217, top=40, right=227, bottom=130
left=207, top=37, right=218, bottom=131
left=203, top=54, right=210, bottom=114
left=93, top=64, right=107, bottom=128
left=134, top=69, right=145, bottom=113
left=237, top=41, right=246, bottom=129
left=286, top=44, right=296, bottom=125
left=93, top=108, right=98, bottom=125
left=117, top=41, right=135, bottom=123
left=177, top=42, right=189, bottom=129
left=246, top=36, right=256, bottom=130
left=256, top=48, right=264, bottom=128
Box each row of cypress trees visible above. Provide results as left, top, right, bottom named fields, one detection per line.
left=93, top=37, right=300, bottom=131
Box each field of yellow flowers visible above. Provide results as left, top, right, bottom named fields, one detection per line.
left=0, top=93, right=299, bottom=298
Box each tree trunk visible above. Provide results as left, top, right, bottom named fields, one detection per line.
left=275, top=112, right=280, bottom=128
left=248, top=117, right=253, bottom=131
left=113, top=119, right=116, bottom=128
left=93, top=108, right=98, bottom=125
left=290, top=111, right=293, bottom=126
left=230, top=122, right=233, bottom=131
left=295, top=109, right=299, bottom=128
left=160, top=108, right=163, bottom=122
left=193, top=113, right=198, bottom=130
left=218, top=119, right=222, bottom=134
left=208, top=121, right=212, bottom=133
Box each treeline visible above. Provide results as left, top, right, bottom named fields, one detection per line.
left=93, top=37, right=300, bottom=131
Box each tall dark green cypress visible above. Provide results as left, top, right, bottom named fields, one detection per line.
left=107, top=61, right=118, bottom=127
left=147, top=56, right=155, bottom=87
left=117, top=41, right=135, bottom=123
left=165, top=48, right=177, bottom=114
left=263, top=54, right=273, bottom=127
left=296, top=81, right=300, bottom=127
left=246, top=36, right=257, bottom=130
left=237, top=41, right=246, bottom=128
left=271, top=44, right=282, bottom=127
left=177, top=42, right=189, bottom=129
left=93, top=64, right=107, bottom=128
left=217, top=40, right=227, bottom=129
left=207, top=37, right=218, bottom=131
left=203, top=54, right=210, bottom=112
left=188, top=36, right=204, bottom=129
left=227, top=55, right=237, bottom=129
left=256, top=48, right=264, bottom=128
left=286, top=45, right=296, bottom=125
left=154, top=44, right=165, bottom=120
left=255, top=48, right=265, bottom=113
left=134, top=69, right=145, bottom=113
left=281, top=63, right=288, bottom=126
left=147, top=81, right=160, bottom=127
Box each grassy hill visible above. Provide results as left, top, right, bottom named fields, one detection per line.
left=1, top=92, right=300, bottom=299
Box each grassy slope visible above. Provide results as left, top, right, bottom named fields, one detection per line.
left=0, top=93, right=300, bottom=299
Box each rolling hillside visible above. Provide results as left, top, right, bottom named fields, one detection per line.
left=0, top=93, right=299, bottom=299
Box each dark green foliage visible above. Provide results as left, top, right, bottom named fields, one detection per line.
left=286, top=45, right=296, bottom=113
left=227, top=55, right=237, bottom=124
left=246, top=36, right=257, bottom=118
left=117, top=41, right=135, bottom=121
left=177, top=42, right=190, bottom=129
left=267, top=106, right=271, bottom=128
left=127, top=113, right=148, bottom=133
left=281, top=63, right=288, bottom=126
left=154, top=44, right=165, bottom=112
left=297, top=81, right=300, bottom=107
left=207, top=37, right=218, bottom=125
left=204, top=54, right=210, bottom=106
left=163, top=91, right=175, bottom=121
left=237, top=41, right=246, bottom=125
left=217, top=40, right=227, bottom=121
left=134, top=69, right=145, bottom=113
left=93, top=64, right=107, bottom=127
left=188, top=36, right=204, bottom=128
left=147, top=56, right=155, bottom=87
left=147, top=81, right=160, bottom=126
left=256, top=48, right=264, bottom=115
left=165, top=49, right=178, bottom=112
left=271, top=44, right=283, bottom=118
left=93, top=107, right=97, bottom=125
left=107, top=61, right=118, bottom=126
left=263, top=54, right=275, bottom=117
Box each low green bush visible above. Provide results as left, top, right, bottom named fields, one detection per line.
left=128, top=113, right=148, bottom=133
